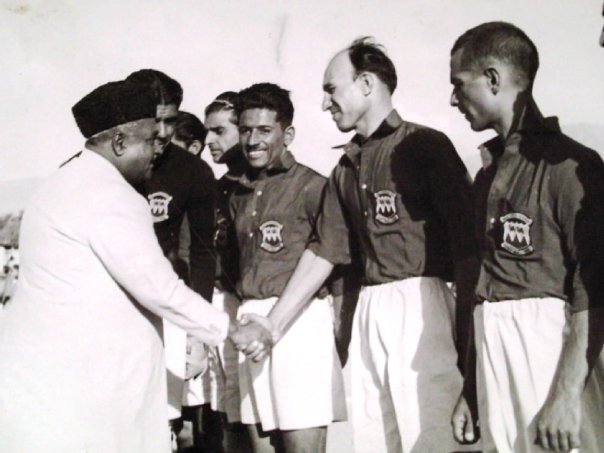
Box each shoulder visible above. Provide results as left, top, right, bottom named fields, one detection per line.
left=292, top=161, right=327, bottom=182
left=290, top=162, right=327, bottom=193
left=393, top=122, right=456, bottom=157
left=390, top=122, right=461, bottom=173
left=545, top=133, right=604, bottom=191
left=162, top=146, right=215, bottom=176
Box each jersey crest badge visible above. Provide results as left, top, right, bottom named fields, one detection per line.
left=259, top=220, right=284, bottom=253
left=500, top=212, right=534, bottom=255
left=148, top=192, right=173, bottom=223
left=374, top=190, right=399, bottom=225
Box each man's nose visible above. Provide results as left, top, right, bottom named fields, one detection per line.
left=158, top=121, right=168, bottom=138
left=248, top=130, right=261, bottom=146
left=321, top=94, right=332, bottom=111
left=449, top=91, right=459, bottom=107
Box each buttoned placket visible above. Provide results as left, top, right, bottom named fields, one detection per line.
left=355, top=140, right=382, bottom=266
left=246, top=180, right=266, bottom=242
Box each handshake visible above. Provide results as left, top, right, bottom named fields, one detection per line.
left=228, top=314, right=279, bottom=362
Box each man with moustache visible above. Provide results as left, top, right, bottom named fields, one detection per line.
left=180, top=93, right=252, bottom=453
left=0, top=78, right=267, bottom=452
left=449, top=22, right=604, bottom=452
left=230, top=83, right=346, bottom=453
left=125, top=70, right=216, bottom=303
left=204, top=91, right=248, bottom=423
left=245, top=38, right=479, bottom=453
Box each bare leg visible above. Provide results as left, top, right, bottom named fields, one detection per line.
left=281, top=427, right=327, bottom=453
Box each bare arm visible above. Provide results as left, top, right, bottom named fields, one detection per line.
left=268, top=249, right=334, bottom=342
left=235, top=250, right=334, bottom=362
left=536, top=309, right=604, bottom=451
left=536, top=155, right=604, bottom=451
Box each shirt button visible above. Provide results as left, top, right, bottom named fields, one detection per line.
left=252, top=211, right=257, bottom=216
left=257, top=190, right=263, bottom=196
left=490, top=217, right=496, bottom=225
left=364, top=211, right=368, bottom=216
left=361, top=183, right=367, bottom=189
left=223, top=190, right=228, bottom=195
left=248, top=232, right=253, bottom=238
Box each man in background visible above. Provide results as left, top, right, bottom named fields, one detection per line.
left=124, top=69, right=217, bottom=445
left=199, top=91, right=251, bottom=453
left=172, top=110, right=207, bottom=157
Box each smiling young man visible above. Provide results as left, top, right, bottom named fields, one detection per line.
left=229, top=83, right=346, bottom=453
left=449, top=22, right=604, bottom=453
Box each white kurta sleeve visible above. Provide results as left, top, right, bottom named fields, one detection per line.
left=89, top=186, right=229, bottom=346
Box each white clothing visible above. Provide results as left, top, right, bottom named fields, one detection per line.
left=164, top=319, right=187, bottom=420
left=0, top=151, right=229, bottom=453
left=182, top=289, right=242, bottom=424
left=475, top=298, right=603, bottom=453
left=238, top=296, right=347, bottom=431
left=349, top=277, right=473, bottom=453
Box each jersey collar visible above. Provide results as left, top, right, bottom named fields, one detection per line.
left=480, top=99, right=561, bottom=165
left=238, top=150, right=296, bottom=187
left=342, top=109, right=403, bottom=160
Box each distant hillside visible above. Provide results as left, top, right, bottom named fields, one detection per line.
left=0, top=178, right=43, bottom=215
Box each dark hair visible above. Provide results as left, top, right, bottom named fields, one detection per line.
left=173, top=111, right=206, bottom=149
left=124, top=69, right=183, bottom=107
left=451, top=22, right=540, bottom=85
left=204, top=91, right=239, bottom=124
left=347, top=37, right=397, bottom=94
left=235, top=83, right=294, bottom=127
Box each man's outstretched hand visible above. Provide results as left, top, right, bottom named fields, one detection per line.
left=228, top=314, right=276, bottom=362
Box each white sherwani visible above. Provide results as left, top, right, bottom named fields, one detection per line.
left=0, top=151, right=229, bottom=452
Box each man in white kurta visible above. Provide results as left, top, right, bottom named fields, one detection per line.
left=0, top=79, right=259, bottom=452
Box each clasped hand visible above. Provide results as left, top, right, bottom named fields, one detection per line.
left=229, top=314, right=275, bottom=362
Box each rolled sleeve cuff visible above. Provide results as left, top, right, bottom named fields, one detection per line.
left=307, top=239, right=351, bottom=266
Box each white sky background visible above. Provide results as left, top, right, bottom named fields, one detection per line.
left=1, top=0, right=603, bottom=183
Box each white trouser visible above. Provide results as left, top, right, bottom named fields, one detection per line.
left=349, top=277, right=470, bottom=453
left=238, top=296, right=347, bottom=431
left=475, top=298, right=574, bottom=453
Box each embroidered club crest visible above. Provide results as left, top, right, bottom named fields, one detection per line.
left=259, top=220, right=284, bottom=253
left=148, top=191, right=173, bottom=223
left=374, top=190, right=399, bottom=225
left=500, top=212, right=534, bottom=255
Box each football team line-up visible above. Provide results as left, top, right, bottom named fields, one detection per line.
left=1, top=20, right=603, bottom=453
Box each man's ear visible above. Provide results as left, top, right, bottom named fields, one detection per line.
left=187, top=140, right=203, bottom=156
left=357, top=72, right=375, bottom=96
left=484, top=67, right=501, bottom=95
left=283, top=125, right=295, bottom=147
left=111, top=131, right=126, bottom=156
